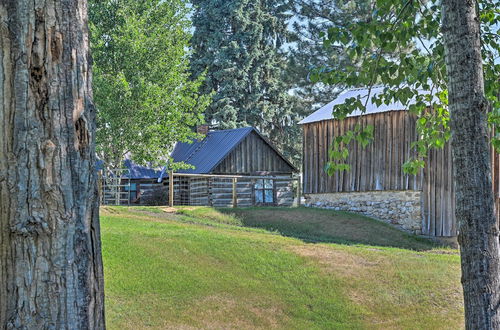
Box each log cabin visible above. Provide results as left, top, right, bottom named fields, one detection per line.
left=299, top=86, right=500, bottom=237
left=168, top=126, right=298, bottom=207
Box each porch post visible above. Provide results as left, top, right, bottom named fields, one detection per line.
left=169, top=171, right=174, bottom=207
left=297, top=175, right=301, bottom=207
left=232, top=177, right=238, bottom=208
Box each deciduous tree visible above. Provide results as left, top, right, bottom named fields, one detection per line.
left=316, top=0, right=500, bottom=326
left=442, top=1, right=500, bottom=327
left=89, top=0, right=209, bottom=169
left=0, top=1, right=105, bottom=328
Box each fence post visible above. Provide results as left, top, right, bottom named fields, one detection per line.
left=169, top=171, right=174, bottom=207
left=232, top=177, right=238, bottom=208
left=208, top=177, right=213, bottom=207
left=115, top=175, right=120, bottom=206
left=297, top=175, right=301, bottom=207
left=98, top=171, right=103, bottom=205
left=127, top=177, right=131, bottom=206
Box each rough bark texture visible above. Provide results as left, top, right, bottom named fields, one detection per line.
left=442, top=0, right=500, bottom=328
left=0, top=1, right=105, bottom=329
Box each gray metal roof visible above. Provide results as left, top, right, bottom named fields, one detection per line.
left=170, top=127, right=296, bottom=174
left=96, top=159, right=163, bottom=179
left=123, top=159, right=163, bottom=179
left=299, top=86, right=432, bottom=125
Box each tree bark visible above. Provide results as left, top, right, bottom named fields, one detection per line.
left=442, top=0, right=500, bottom=328
left=0, top=1, right=105, bottom=329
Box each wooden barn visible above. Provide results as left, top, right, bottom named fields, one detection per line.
left=299, top=86, right=500, bottom=237
left=168, top=126, right=298, bottom=207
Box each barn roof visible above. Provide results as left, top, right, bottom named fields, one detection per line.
left=170, top=127, right=296, bottom=174
left=298, top=86, right=431, bottom=125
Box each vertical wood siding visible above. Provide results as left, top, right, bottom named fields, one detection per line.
left=421, top=130, right=500, bottom=236
left=422, top=142, right=456, bottom=236
left=302, top=111, right=422, bottom=194
left=212, top=131, right=295, bottom=175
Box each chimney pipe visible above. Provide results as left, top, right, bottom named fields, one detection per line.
left=196, top=124, right=209, bottom=136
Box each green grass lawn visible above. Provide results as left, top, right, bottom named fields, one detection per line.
left=101, top=206, right=463, bottom=329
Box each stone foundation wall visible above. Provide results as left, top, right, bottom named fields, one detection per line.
left=304, top=190, right=422, bottom=234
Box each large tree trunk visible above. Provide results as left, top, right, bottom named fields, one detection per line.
left=442, top=0, right=500, bottom=328
left=0, top=1, right=105, bottom=329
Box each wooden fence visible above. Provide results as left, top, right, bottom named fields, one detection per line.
left=99, top=168, right=132, bottom=206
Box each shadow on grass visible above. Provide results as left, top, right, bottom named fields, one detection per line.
left=118, top=205, right=448, bottom=251
left=218, top=207, right=444, bottom=251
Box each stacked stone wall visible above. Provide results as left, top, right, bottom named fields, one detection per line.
left=304, top=190, right=422, bottom=234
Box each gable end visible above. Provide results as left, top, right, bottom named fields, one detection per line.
left=211, top=131, right=296, bottom=175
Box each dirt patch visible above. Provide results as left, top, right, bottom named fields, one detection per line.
left=132, top=211, right=182, bottom=223
left=100, top=206, right=121, bottom=214
left=158, top=206, right=180, bottom=213
left=102, top=207, right=182, bottom=223
left=288, top=244, right=382, bottom=277
left=173, top=295, right=286, bottom=330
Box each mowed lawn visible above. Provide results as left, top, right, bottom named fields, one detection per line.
left=101, top=206, right=463, bottom=329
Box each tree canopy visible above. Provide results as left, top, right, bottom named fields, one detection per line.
left=287, top=0, right=375, bottom=109
left=89, top=0, right=209, bottom=169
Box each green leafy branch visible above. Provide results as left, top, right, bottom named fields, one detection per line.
left=313, top=0, right=498, bottom=177
left=325, top=124, right=374, bottom=174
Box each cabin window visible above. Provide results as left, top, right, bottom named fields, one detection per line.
left=125, top=183, right=138, bottom=202
left=254, top=179, right=274, bottom=204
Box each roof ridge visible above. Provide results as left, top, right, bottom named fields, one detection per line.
left=344, top=85, right=384, bottom=92
left=209, top=126, right=252, bottom=133
left=298, top=86, right=433, bottom=125
left=170, top=126, right=297, bottom=174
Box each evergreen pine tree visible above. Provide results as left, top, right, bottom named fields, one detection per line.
left=191, top=0, right=301, bottom=163
left=287, top=0, right=374, bottom=110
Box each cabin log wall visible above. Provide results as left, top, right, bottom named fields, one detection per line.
left=161, top=176, right=295, bottom=207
